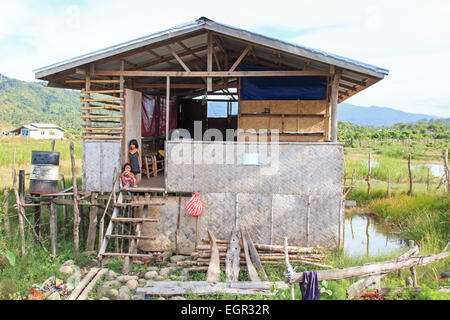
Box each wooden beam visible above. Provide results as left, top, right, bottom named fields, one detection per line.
left=229, top=46, right=252, bottom=72
left=207, top=32, right=213, bottom=92
left=166, top=76, right=170, bottom=139
left=166, top=45, right=192, bottom=72
left=94, top=70, right=330, bottom=77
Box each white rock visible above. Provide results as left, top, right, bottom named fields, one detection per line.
left=117, top=275, right=139, bottom=283
left=159, top=267, right=176, bottom=276
left=58, top=265, right=74, bottom=275
left=47, top=292, right=61, bottom=301
left=126, top=279, right=139, bottom=291
left=144, top=271, right=158, bottom=280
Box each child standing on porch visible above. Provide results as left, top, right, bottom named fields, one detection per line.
left=128, top=139, right=142, bottom=183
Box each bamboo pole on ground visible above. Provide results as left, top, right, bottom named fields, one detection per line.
left=3, top=189, right=10, bottom=236
left=70, top=142, right=80, bottom=261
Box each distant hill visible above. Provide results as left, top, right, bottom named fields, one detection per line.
left=338, top=103, right=441, bottom=126
left=0, top=73, right=81, bottom=130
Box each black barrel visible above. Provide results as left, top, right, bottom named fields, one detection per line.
left=29, top=151, right=60, bottom=195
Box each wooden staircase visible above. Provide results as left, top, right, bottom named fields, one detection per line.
left=98, top=191, right=165, bottom=273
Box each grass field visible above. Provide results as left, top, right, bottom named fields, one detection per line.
left=0, top=137, right=81, bottom=189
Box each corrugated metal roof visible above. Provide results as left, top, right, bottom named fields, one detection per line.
left=34, top=17, right=389, bottom=79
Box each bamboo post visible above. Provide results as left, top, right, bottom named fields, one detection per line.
left=50, top=199, right=57, bottom=258
left=70, top=142, right=80, bottom=260
left=60, top=174, right=67, bottom=221
left=3, top=189, right=10, bottom=236
left=408, top=154, right=413, bottom=196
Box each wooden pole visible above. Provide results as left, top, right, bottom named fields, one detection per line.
left=60, top=174, right=67, bottom=221
left=86, top=192, right=99, bottom=252
left=367, top=153, right=372, bottom=197
left=50, top=199, right=57, bottom=258
left=408, top=153, right=413, bottom=196
left=50, top=140, right=56, bottom=152
left=444, top=149, right=449, bottom=197
left=3, top=189, right=10, bottom=236
left=33, top=199, right=41, bottom=238
left=70, top=142, right=80, bottom=260
left=166, top=76, right=171, bottom=140
left=99, top=168, right=118, bottom=251
left=330, top=70, right=342, bottom=142
left=17, top=170, right=26, bottom=255
left=284, top=237, right=296, bottom=300
left=426, top=167, right=430, bottom=192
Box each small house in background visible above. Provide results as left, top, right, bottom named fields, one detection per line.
left=10, top=123, right=65, bottom=140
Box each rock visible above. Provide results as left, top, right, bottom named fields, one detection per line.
left=155, top=297, right=166, bottom=300
left=117, top=275, right=139, bottom=283
left=100, top=297, right=110, bottom=301
left=59, top=265, right=74, bottom=275
left=105, top=270, right=118, bottom=281
left=106, top=289, right=119, bottom=299
left=102, top=280, right=121, bottom=288
left=144, top=271, right=158, bottom=280
left=138, top=279, right=147, bottom=285
left=169, top=255, right=188, bottom=264
left=47, top=292, right=61, bottom=301
left=169, top=296, right=187, bottom=300
left=159, top=267, right=176, bottom=277
left=440, top=270, right=450, bottom=279
left=126, top=279, right=139, bottom=291
left=119, top=286, right=131, bottom=295
left=132, top=295, right=144, bottom=301
left=154, top=276, right=165, bottom=281
left=147, top=267, right=158, bottom=272
left=62, top=260, right=74, bottom=267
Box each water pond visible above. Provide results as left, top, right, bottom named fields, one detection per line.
left=343, top=214, right=406, bottom=257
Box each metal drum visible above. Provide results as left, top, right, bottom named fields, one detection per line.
left=29, top=151, right=60, bottom=195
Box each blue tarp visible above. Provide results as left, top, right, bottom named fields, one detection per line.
left=239, top=65, right=328, bottom=101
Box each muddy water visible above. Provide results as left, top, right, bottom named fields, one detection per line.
left=343, top=214, right=406, bottom=257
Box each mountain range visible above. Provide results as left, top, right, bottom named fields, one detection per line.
left=0, top=73, right=446, bottom=129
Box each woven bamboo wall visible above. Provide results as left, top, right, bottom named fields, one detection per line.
left=140, top=141, right=344, bottom=252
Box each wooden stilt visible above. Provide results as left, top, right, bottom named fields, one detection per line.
left=50, top=199, right=57, bottom=258
left=18, top=170, right=26, bottom=255
left=3, top=189, right=10, bottom=236
left=86, top=192, right=98, bottom=252
left=70, top=142, right=80, bottom=260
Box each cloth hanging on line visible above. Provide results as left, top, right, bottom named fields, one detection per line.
left=185, top=193, right=203, bottom=217
left=299, top=271, right=320, bottom=300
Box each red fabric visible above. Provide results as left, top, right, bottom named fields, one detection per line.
left=185, top=193, right=203, bottom=217
left=141, top=94, right=177, bottom=138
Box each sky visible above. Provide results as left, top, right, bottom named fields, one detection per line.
left=1, top=0, right=449, bottom=117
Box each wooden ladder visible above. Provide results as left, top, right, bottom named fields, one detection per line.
left=98, top=191, right=165, bottom=273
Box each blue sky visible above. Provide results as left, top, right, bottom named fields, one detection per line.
left=1, top=0, right=449, bottom=117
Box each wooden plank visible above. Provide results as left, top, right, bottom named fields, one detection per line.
left=81, top=115, right=124, bottom=119
left=206, top=230, right=220, bottom=283
left=49, top=200, right=57, bottom=258
left=167, top=45, right=191, bottom=72
left=241, top=227, right=261, bottom=282
left=67, top=268, right=100, bottom=300
left=81, top=90, right=123, bottom=94
left=330, top=70, right=342, bottom=142
left=86, top=193, right=98, bottom=252
left=225, top=227, right=241, bottom=282
left=98, top=193, right=123, bottom=257
left=244, top=227, right=268, bottom=281
left=77, top=268, right=108, bottom=300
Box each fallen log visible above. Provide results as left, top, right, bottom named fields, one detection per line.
left=136, top=281, right=288, bottom=297
left=288, top=251, right=449, bottom=284
left=77, top=268, right=108, bottom=300
left=244, top=227, right=268, bottom=281
left=346, top=246, right=420, bottom=300
left=241, top=227, right=261, bottom=282
left=225, top=227, right=241, bottom=282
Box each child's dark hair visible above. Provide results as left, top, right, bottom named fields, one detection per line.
left=123, top=163, right=132, bottom=172
left=129, top=139, right=139, bottom=149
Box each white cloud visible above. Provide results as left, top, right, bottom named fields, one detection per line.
left=1, top=0, right=449, bottom=117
